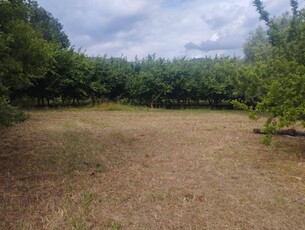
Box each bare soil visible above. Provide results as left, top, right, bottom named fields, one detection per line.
left=1, top=109, right=305, bottom=229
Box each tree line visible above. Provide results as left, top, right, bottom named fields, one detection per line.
left=0, top=1, right=245, bottom=112
left=1, top=0, right=305, bottom=135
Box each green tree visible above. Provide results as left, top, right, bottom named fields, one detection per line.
left=27, top=0, right=70, bottom=49
left=0, top=0, right=53, bottom=125
left=203, top=57, right=237, bottom=106
left=243, top=26, right=271, bottom=63
left=0, top=0, right=53, bottom=98
left=56, top=49, right=93, bottom=105
left=127, top=55, right=172, bottom=107
left=253, top=0, right=270, bottom=24
left=240, top=0, right=305, bottom=138
left=23, top=1, right=71, bottom=106
left=87, top=56, right=109, bottom=104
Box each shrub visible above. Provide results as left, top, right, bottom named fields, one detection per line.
left=0, top=97, right=28, bottom=127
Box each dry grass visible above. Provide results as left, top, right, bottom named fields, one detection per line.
left=1, top=108, right=305, bottom=229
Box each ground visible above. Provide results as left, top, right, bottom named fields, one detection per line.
left=1, top=106, right=305, bottom=229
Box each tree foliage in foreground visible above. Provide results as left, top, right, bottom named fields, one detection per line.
left=234, top=0, right=305, bottom=140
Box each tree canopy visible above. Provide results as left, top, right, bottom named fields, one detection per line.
left=232, top=0, right=305, bottom=142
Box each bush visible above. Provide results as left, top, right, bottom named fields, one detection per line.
left=0, top=97, right=28, bottom=127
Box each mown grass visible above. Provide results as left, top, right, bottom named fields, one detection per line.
left=1, top=106, right=305, bottom=229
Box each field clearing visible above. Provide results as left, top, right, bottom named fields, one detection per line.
left=1, top=108, right=305, bottom=229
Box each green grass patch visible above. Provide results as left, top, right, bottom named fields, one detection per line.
left=96, top=163, right=107, bottom=173
left=107, top=218, right=122, bottom=230
left=67, top=191, right=95, bottom=230
left=149, top=192, right=166, bottom=201
left=91, top=102, right=148, bottom=112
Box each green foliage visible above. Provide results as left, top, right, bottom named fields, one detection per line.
left=0, top=0, right=56, bottom=123
left=96, top=163, right=107, bottom=173
left=125, top=55, right=240, bottom=107
left=0, top=14, right=53, bottom=95
left=290, top=0, right=299, bottom=16
left=243, top=26, right=271, bottom=63
left=261, top=136, right=272, bottom=146
left=56, top=49, right=93, bottom=104
left=28, top=1, right=70, bottom=48
left=0, top=97, right=27, bottom=127
left=253, top=0, right=270, bottom=24
left=240, top=0, right=305, bottom=140
left=255, top=58, right=305, bottom=127
left=93, top=102, right=147, bottom=111
left=205, top=58, right=237, bottom=105
left=232, top=61, right=269, bottom=106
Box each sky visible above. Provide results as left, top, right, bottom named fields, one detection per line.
left=37, top=0, right=299, bottom=60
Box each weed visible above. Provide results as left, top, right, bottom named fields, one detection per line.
left=81, top=191, right=94, bottom=214
left=110, top=131, right=124, bottom=138
left=96, top=163, right=107, bottom=173
left=67, top=191, right=94, bottom=230
left=149, top=193, right=166, bottom=201
left=262, top=136, right=272, bottom=146
left=68, top=212, right=87, bottom=230
left=107, top=218, right=122, bottom=230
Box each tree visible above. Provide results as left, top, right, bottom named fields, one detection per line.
left=87, top=57, right=109, bottom=104
left=239, top=0, right=305, bottom=140
left=56, top=49, right=93, bottom=105
left=27, top=0, right=70, bottom=49
left=243, top=26, right=271, bottom=63
left=0, top=0, right=53, bottom=97
left=203, top=57, right=237, bottom=106
left=127, top=55, right=172, bottom=107
left=0, top=0, right=54, bottom=125
left=253, top=0, right=270, bottom=24
left=23, top=1, right=71, bottom=106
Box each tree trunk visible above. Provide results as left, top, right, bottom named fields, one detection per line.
left=91, top=96, right=96, bottom=105
left=253, top=128, right=305, bottom=137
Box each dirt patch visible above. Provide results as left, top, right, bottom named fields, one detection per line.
left=1, top=109, right=305, bottom=229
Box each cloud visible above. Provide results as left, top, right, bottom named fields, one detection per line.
left=201, top=4, right=245, bottom=30
left=37, top=0, right=299, bottom=59
left=184, top=1, right=260, bottom=55
left=185, top=36, right=241, bottom=52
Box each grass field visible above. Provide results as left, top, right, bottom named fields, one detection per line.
left=1, top=105, right=305, bottom=229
